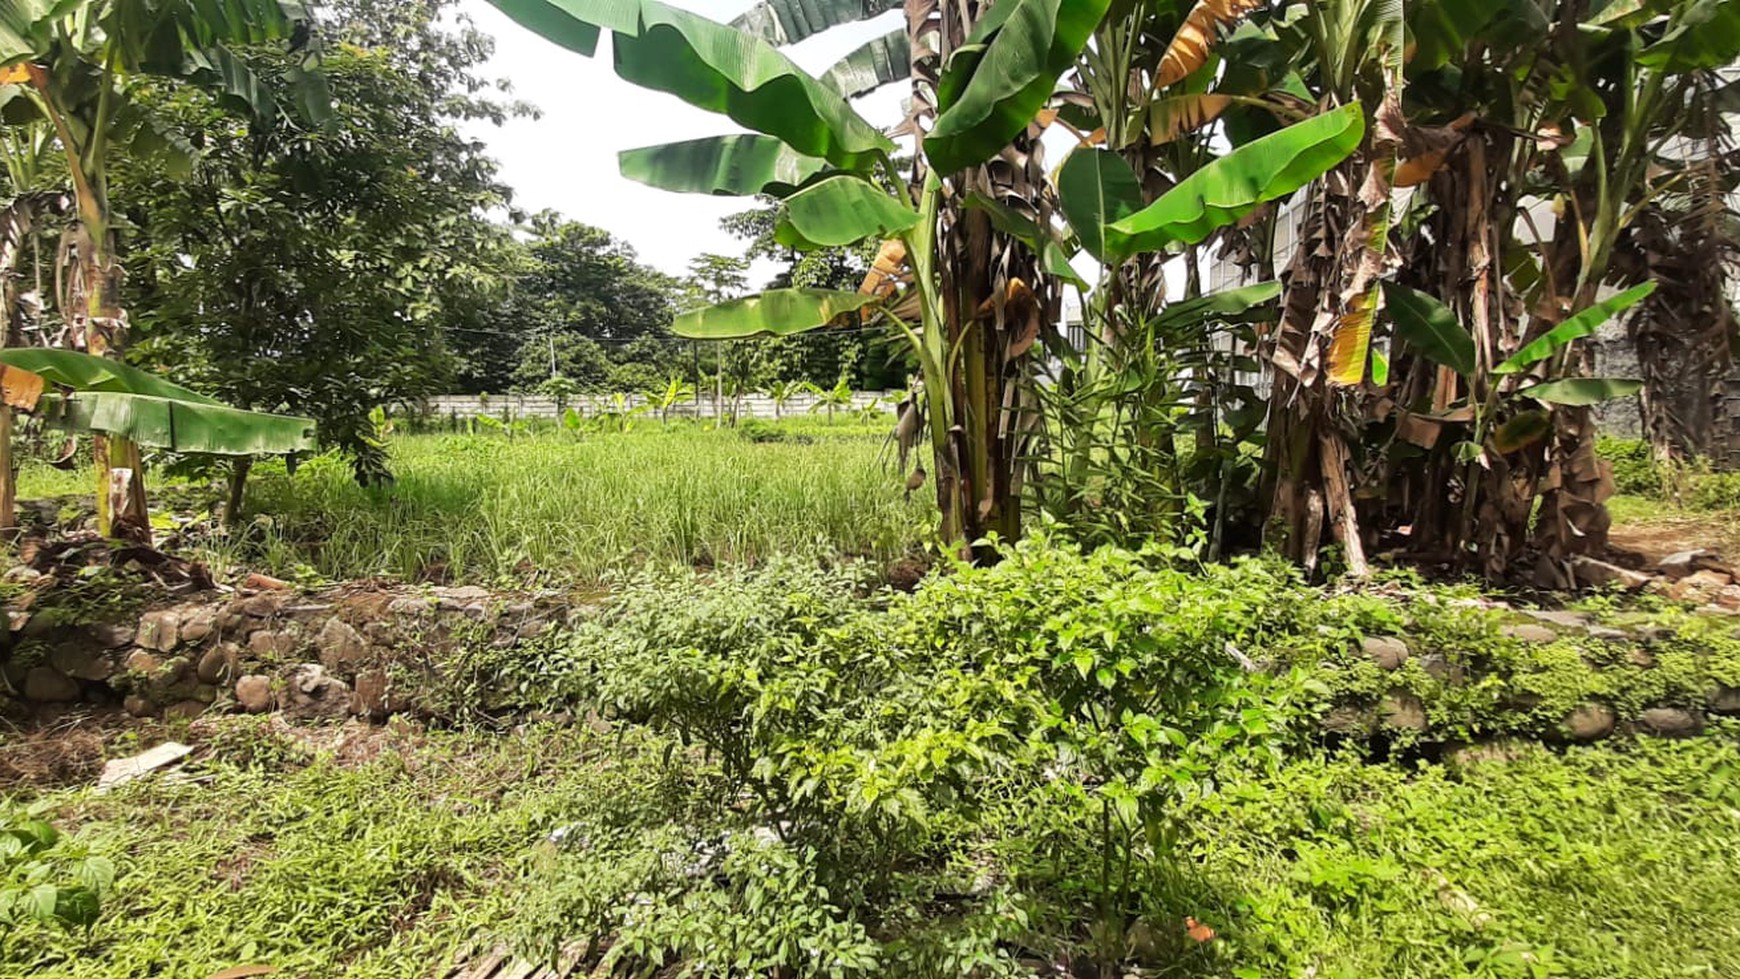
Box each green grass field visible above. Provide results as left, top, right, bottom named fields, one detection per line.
left=17, top=419, right=929, bottom=585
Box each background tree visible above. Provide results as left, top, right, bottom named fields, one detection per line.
left=120, top=0, right=522, bottom=485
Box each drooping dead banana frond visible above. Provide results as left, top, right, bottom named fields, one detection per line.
left=859, top=238, right=909, bottom=298
left=1156, top=0, right=1268, bottom=87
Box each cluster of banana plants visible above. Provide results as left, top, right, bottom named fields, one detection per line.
left=488, top=0, right=1366, bottom=556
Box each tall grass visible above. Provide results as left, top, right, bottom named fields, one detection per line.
left=184, top=423, right=927, bottom=584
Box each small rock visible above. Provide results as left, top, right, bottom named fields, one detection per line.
left=1629, top=647, right=1657, bottom=669
left=1638, top=706, right=1704, bottom=737
left=351, top=668, right=390, bottom=721
left=242, top=572, right=291, bottom=591
left=1668, top=569, right=1732, bottom=604
left=217, top=609, right=248, bottom=632
left=316, top=619, right=369, bottom=676
left=1562, top=703, right=1616, bottom=742
left=137, top=609, right=182, bottom=652
left=1571, top=556, right=1651, bottom=591
left=362, top=621, right=395, bottom=645
left=234, top=674, right=274, bottom=713
left=1502, top=623, right=1558, bottom=643
left=433, top=585, right=490, bottom=610
left=1419, top=653, right=1462, bottom=682
left=163, top=700, right=205, bottom=721
left=2, top=565, right=42, bottom=584
left=1709, top=685, right=1740, bottom=716
left=196, top=645, right=235, bottom=685
left=248, top=629, right=299, bottom=658
left=87, top=622, right=135, bottom=648
left=1322, top=704, right=1374, bottom=735
left=49, top=643, right=115, bottom=682
left=1360, top=636, right=1410, bottom=670
left=515, top=617, right=551, bottom=640
left=123, top=650, right=163, bottom=676
left=1658, top=550, right=1713, bottom=579
left=1717, top=586, right=1740, bottom=611
left=386, top=597, right=432, bottom=617
left=1380, top=691, right=1428, bottom=731
left=22, top=666, right=79, bottom=702
left=1520, top=609, right=1591, bottom=629
left=242, top=592, right=288, bottom=618
left=1587, top=625, right=1629, bottom=642
left=283, top=664, right=352, bottom=722
left=1445, top=741, right=1523, bottom=767
left=178, top=610, right=215, bottom=644
left=123, top=695, right=155, bottom=717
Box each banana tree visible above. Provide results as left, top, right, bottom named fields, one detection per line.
left=1, top=0, right=328, bottom=535
left=489, top=0, right=1108, bottom=552
left=805, top=376, right=854, bottom=424
left=0, top=348, right=314, bottom=539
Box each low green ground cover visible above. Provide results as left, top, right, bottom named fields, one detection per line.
left=5, top=721, right=1735, bottom=978
left=6, top=543, right=1739, bottom=978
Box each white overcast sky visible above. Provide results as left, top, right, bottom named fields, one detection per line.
left=454, top=0, right=905, bottom=281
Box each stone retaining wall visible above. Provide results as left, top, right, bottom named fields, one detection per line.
left=1, top=581, right=568, bottom=725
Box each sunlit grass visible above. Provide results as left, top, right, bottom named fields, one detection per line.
left=17, top=420, right=926, bottom=586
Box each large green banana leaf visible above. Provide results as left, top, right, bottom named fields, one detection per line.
left=822, top=29, right=910, bottom=98
left=618, top=134, right=828, bottom=196
left=0, top=348, right=223, bottom=404
left=731, top=0, right=902, bottom=45
left=1381, top=281, right=1476, bottom=377
left=1056, top=148, right=1144, bottom=263
left=489, top=0, right=893, bottom=169
left=1494, top=282, right=1656, bottom=374
left=1104, top=103, right=1364, bottom=260
left=50, top=392, right=315, bottom=456
left=1407, top=0, right=1510, bottom=71
left=773, top=174, right=918, bottom=250
left=1517, top=378, right=1643, bottom=406
left=672, top=289, right=881, bottom=339
left=1638, top=0, right=1740, bottom=71
left=925, top=0, right=1113, bottom=175
left=0, top=348, right=315, bottom=456
left=1155, top=281, right=1283, bottom=330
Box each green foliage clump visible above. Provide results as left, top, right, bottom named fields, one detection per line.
left=1597, top=436, right=1662, bottom=497
left=0, top=809, right=114, bottom=949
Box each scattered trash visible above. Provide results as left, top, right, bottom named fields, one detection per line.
left=95, top=741, right=192, bottom=793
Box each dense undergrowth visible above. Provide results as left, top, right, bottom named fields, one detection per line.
left=8, top=540, right=1739, bottom=977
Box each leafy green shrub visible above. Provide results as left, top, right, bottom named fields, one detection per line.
left=1597, top=436, right=1661, bottom=496
left=1685, top=470, right=1740, bottom=510
left=1, top=809, right=115, bottom=947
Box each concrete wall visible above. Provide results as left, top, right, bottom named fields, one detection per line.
left=414, top=391, right=898, bottom=422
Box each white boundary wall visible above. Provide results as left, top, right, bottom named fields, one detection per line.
left=416, top=391, right=896, bottom=422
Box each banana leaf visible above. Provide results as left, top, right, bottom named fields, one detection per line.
left=1056, top=148, right=1144, bottom=263
left=1517, top=378, right=1643, bottom=406
left=1382, top=281, right=1476, bottom=377
left=618, top=134, right=828, bottom=196
left=1493, top=282, right=1655, bottom=374
left=490, top=0, right=893, bottom=169
left=731, top=0, right=903, bottom=45
left=0, top=348, right=223, bottom=404
left=47, top=391, right=315, bottom=456
left=1105, top=103, right=1364, bottom=260
left=672, top=289, right=881, bottom=339
left=925, top=0, right=1113, bottom=175
left=773, top=174, right=918, bottom=250
left=822, top=28, right=909, bottom=98
left=1637, top=0, right=1740, bottom=71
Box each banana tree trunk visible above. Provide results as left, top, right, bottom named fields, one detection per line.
left=908, top=0, right=1056, bottom=559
